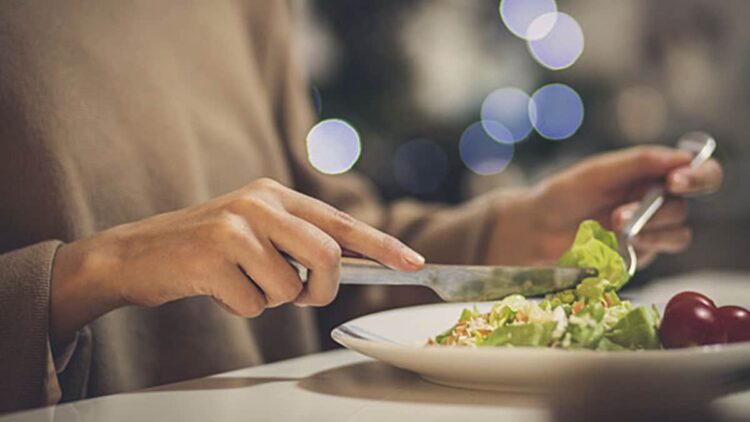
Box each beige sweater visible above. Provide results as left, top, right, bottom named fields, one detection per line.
left=0, top=0, right=496, bottom=413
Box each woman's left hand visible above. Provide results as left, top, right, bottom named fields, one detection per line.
left=485, top=146, right=723, bottom=267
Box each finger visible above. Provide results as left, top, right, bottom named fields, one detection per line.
left=222, top=218, right=304, bottom=308
left=277, top=189, right=424, bottom=272
left=569, top=146, right=693, bottom=192
left=267, top=213, right=342, bottom=307
left=209, top=263, right=267, bottom=317
left=667, top=159, right=723, bottom=195
left=634, top=250, right=658, bottom=269
left=632, top=227, right=692, bottom=254
left=242, top=241, right=305, bottom=308
left=612, top=198, right=687, bottom=232
left=538, top=147, right=692, bottom=224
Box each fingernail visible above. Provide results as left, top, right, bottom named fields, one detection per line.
left=402, top=249, right=425, bottom=268
left=620, top=208, right=634, bottom=222
left=671, top=171, right=689, bottom=192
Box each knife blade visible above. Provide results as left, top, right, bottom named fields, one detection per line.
left=291, top=257, right=597, bottom=302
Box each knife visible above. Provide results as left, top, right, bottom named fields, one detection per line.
left=290, top=257, right=597, bottom=302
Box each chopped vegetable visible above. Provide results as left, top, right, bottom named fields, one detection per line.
left=428, top=220, right=661, bottom=351
left=604, top=306, right=661, bottom=350
left=558, top=220, right=630, bottom=290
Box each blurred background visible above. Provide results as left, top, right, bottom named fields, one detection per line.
left=294, top=0, right=750, bottom=277
left=292, top=0, right=748, bottom=344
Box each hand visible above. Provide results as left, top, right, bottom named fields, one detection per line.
left=485, top=146, right=723, bottom=267
left=50, top=178, right=424, bottom=347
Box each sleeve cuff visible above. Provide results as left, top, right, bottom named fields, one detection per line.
left=44, top=331, right=79, bottom=406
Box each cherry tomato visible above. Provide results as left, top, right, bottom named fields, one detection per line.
left=660, top=300, right=727, bottom=348
left=665, top=291, right=716, bottom=314
left=716, top=306, right=750, bottom=343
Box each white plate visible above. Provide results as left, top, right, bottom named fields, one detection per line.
left=331, top=302, right=750, bottom=393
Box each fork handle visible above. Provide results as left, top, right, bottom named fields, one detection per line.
left=621, top=132, right=716, bottom=241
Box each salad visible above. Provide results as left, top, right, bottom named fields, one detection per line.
left=428, top=220, right=662, bottom=351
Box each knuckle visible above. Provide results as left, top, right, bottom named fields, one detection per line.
left=308, top=287, right=338, bottom=307
left=240, top=302, right=265, bottom=318
left=210, top=213, right=250, bottom=245
left=238, top=194, right=268, bottom=211
left=213, top=214, right=239, bottom=236
left=269, top=279, right=303, bottom=305
left=331, top=208, right=356, bottom=233
left=252, top=177, right=281, bottom=191
left=316, top=237, right=342, bottom=269
left=284, top=279, right=305, bottom=301
left=215, top=296, right=265, bottom=318
left=230, top=194, right=277, bottom=220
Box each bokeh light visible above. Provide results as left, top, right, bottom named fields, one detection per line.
left=528, top=13, right=584, bottom=70
left=459, top=122, right=514, bottom=175
left=480, top=87, right=533, bottom=144
left=393, top=139, right=449, bottom=194
left=499, top=0, right=558, bottom=41
left=306, top=119, right=361, bottom=175
left=529, top=83, right=584, bottom=140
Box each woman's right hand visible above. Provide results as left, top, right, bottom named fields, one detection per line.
left=50, top=178, right=424, bottom=347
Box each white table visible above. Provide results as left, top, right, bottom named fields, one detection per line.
left=4, top=349, right=749, bottom=422
left=3, top=271, right=750, bottom=422
left=4, top=350, right=551, bottom=422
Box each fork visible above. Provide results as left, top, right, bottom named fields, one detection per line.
left=618, top=132, right=717, bottom=276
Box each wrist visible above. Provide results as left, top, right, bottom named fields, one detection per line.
left=483, top=186, right=562, bottom=266
left=50, top=235, right=124, bottom=347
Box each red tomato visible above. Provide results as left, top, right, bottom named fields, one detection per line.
left=665, top=291, right=716, bottom=314
left=716, top=306, right=750, bottom=343
left=660, top=300, right=727, bottom=348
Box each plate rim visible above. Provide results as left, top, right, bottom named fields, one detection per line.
left=331, top=301, right=750, bottom=358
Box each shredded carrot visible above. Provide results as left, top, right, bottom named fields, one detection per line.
left=572, top=300, right=585, bottom=315
left=516, top=310, right=528, bottom=323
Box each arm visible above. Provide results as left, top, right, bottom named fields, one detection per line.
left=2, top=179, right=424, bottom=412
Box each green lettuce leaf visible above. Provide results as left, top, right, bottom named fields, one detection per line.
left=576, top=277, right=608, bottom=302
left=489, top=305, right=515, bottom=326
left=459, top=306, right=479, bottom=322
left=434, top=307, right=479, bottom=344
left=434, top=325, right=454, bottom=345
left=603, top=306, right=661, bottom=350
left=480, top=322, right=557, bottom=347
left=558, top=220, right=630, bottom=291
left=566, top=319, right=606, bottom=349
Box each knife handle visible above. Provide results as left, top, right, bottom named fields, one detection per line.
left=288, top=256, right=428, bottom=287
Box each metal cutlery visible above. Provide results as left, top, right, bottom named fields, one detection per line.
left=291, top=257, right=596, bottom=302
left=618, top=131, right=717, bottom=276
